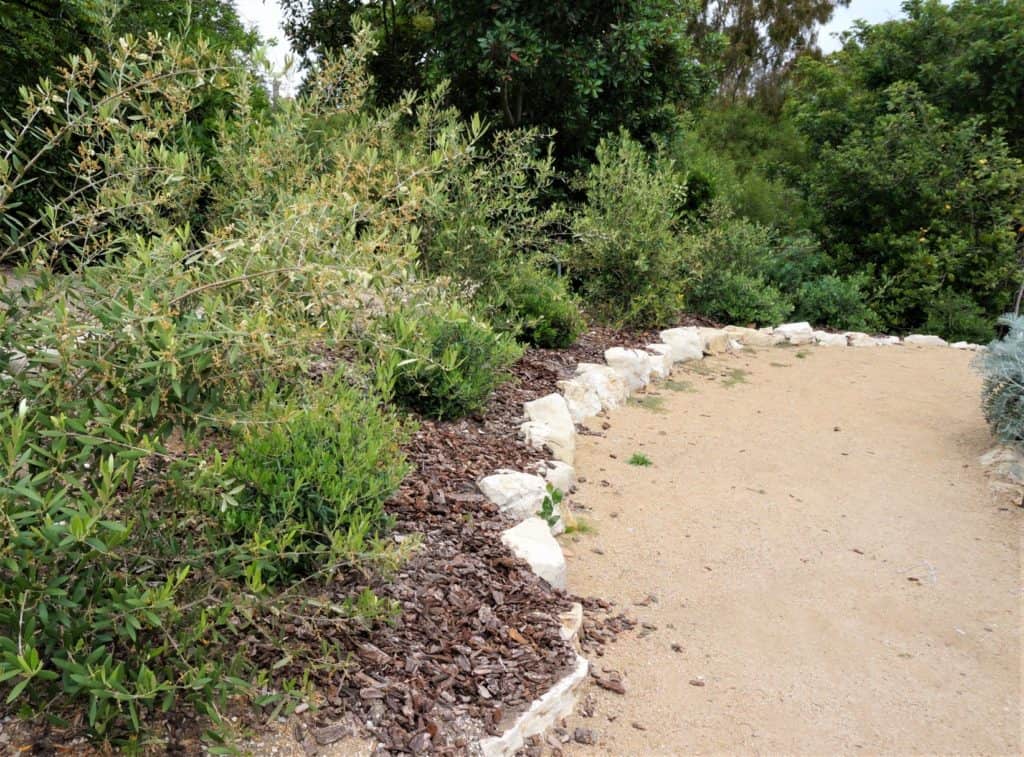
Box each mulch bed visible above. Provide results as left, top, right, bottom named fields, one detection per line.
left=303, top=328, right=659, bottom=754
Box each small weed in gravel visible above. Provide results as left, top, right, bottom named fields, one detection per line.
left=628, top=452, right=653, bottom=466
left=629, top=394, right=666, bottom=412
left=723, top=368, right=749, bottom=387
left=664, top=379, right=697, bottom=392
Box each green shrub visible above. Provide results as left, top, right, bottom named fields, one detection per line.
left=374, top=300, right=522, bottom=419
left=571, top=132, right=697, bottom=327
left=795, top=274, right=878, bottom=332
left=691, top=269, right=793, bottom=326
left=977, top=315, right=1024, bottom=446
left=496, top=264, right=584, bottom=348
left=222, top=386, right=409, bottom=583
left=924, top=290, right=995, bottom=344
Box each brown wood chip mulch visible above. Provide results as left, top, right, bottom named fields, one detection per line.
left=303, top=327, right=668, bottom=754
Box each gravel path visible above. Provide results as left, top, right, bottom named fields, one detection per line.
left=562, top=345, right=1021, bottom=755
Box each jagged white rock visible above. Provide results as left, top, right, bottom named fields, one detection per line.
left=951, top=341, right=982, bottom=351
left=813, top=331, right=848, bottom=347
left=557, top=377, right=602, bottom=423
left=646, top=344, right=673, bottom=380
left=479, top=472, right=550, bottom=524
left=604, top=347, right=653, bottom=391
left=775, top=322, right=813, bottom=337
left=724, top=325, right=779, bottom=348
left=521, top=394, right=576, bottom=464
left=658, top=328, right=704, bottom=363
left=846, top=331, right=881, bottom=347
left=573, top=364, right=629, bottom=410
left=697, top=327, right=733, bottom=354
left=904, top=334, right=947, bottom=347
left=540, top=461, right=576, bottom=494
left=479, top=654, right=589, bottom=757
left=876, top=335, right=901, bottom=346
left=501, top=517, right=567, bottom=589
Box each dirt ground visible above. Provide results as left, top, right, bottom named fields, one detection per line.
left=562, top=345, right=1022, bottom=756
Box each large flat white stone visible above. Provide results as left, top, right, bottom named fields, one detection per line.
left=904, top=334, right=947, bottom=347
left=658, top=328, right=704, bottom=363
left=813, top=331, right=848, bottom=347
left=724, top=326, right=779, bottom=348
left=604, top=347, right=653, bottom=391
left=479, top=472, right=549, bottom=524
left=540, top=461, right=576, bottom=494
left=521, top=394, right=576, bottom=464
left=573, top=364, right=629, bottom=410
left=775, top=321, right=813, bottom=337
left=557, top=377, right=602, bottom=423
left=646, top=344, right=673, bottom=380
left=697, top=327, right=733, bottom=354
left=501, top=517, right=567, bottom=589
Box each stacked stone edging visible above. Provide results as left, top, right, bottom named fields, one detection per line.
left=475, top=322, right=976, bottom=755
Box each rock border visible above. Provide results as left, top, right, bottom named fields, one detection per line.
left=474, top=322, right=981, bottom=755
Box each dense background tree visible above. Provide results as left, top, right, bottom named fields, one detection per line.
left=281, top=0, right=720, bottom=168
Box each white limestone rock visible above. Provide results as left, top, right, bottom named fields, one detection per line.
left=697, top=327, right=733, bottom=354
left=540, top=461, right=576, bottom=494
left=658, top=328, right=704, bottom=363
left=479, top=654, right=589, bottom=757
left=645, top=344, right=673, bottom=380
left=787, top=332, right=816, bottom=346
left=904, top=334, right=947, bottom=347
left=501, top=517, right=567, bottom=589
left=775, top=322, right=813, bottom=338
left=724, top=325, right=779, bottom=348
left=479, top=472, right=549, bottom=524
left=951, top=341, right=982, bottom=351
left=573, top=364, right=629, bottom=410
left=604, top=347, right=653, bottom=391
left=521, top=393, right=576, bottom=464
left=846, top=331, right=879, bottom=347
left=813, top=331, right=848, bottom=347
left=557, top=378, right=602, bottom=423
left=877, top=335, right=901, bottom=346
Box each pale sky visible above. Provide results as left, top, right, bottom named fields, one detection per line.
left=232, top=0, right=909, bottom=82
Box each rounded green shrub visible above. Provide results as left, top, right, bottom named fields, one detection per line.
left=375, top=300, right=523, bottom=420
left=500, top=264, right=585, bottom=348
left=794, top=274, right=878, bottom=332
left=924, top=290, right=995, bottom=344
left=690, top=269, right=794, bottom=327
left=222, top=386, right=409, bottom=581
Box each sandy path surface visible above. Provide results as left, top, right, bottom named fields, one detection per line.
left=562, top=345, right=1022, bottom=756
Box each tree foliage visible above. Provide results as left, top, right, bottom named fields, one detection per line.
left=689, top=0, right=850, bottom=103
left=281, top=0, right=719, bottom=167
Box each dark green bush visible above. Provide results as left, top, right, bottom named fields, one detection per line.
left=375, top=300, right=523, bottom=419
left=222, top=386, right=409, bottom=582
left=924, top=290, right=995, bottom=344
left=690, top=270, right=793, bottom=326
left=795, top=274, right=878, bottom=332
left=977, top=315, right=1024, bottom=446
left=496, top=264, right=584, bottom=348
